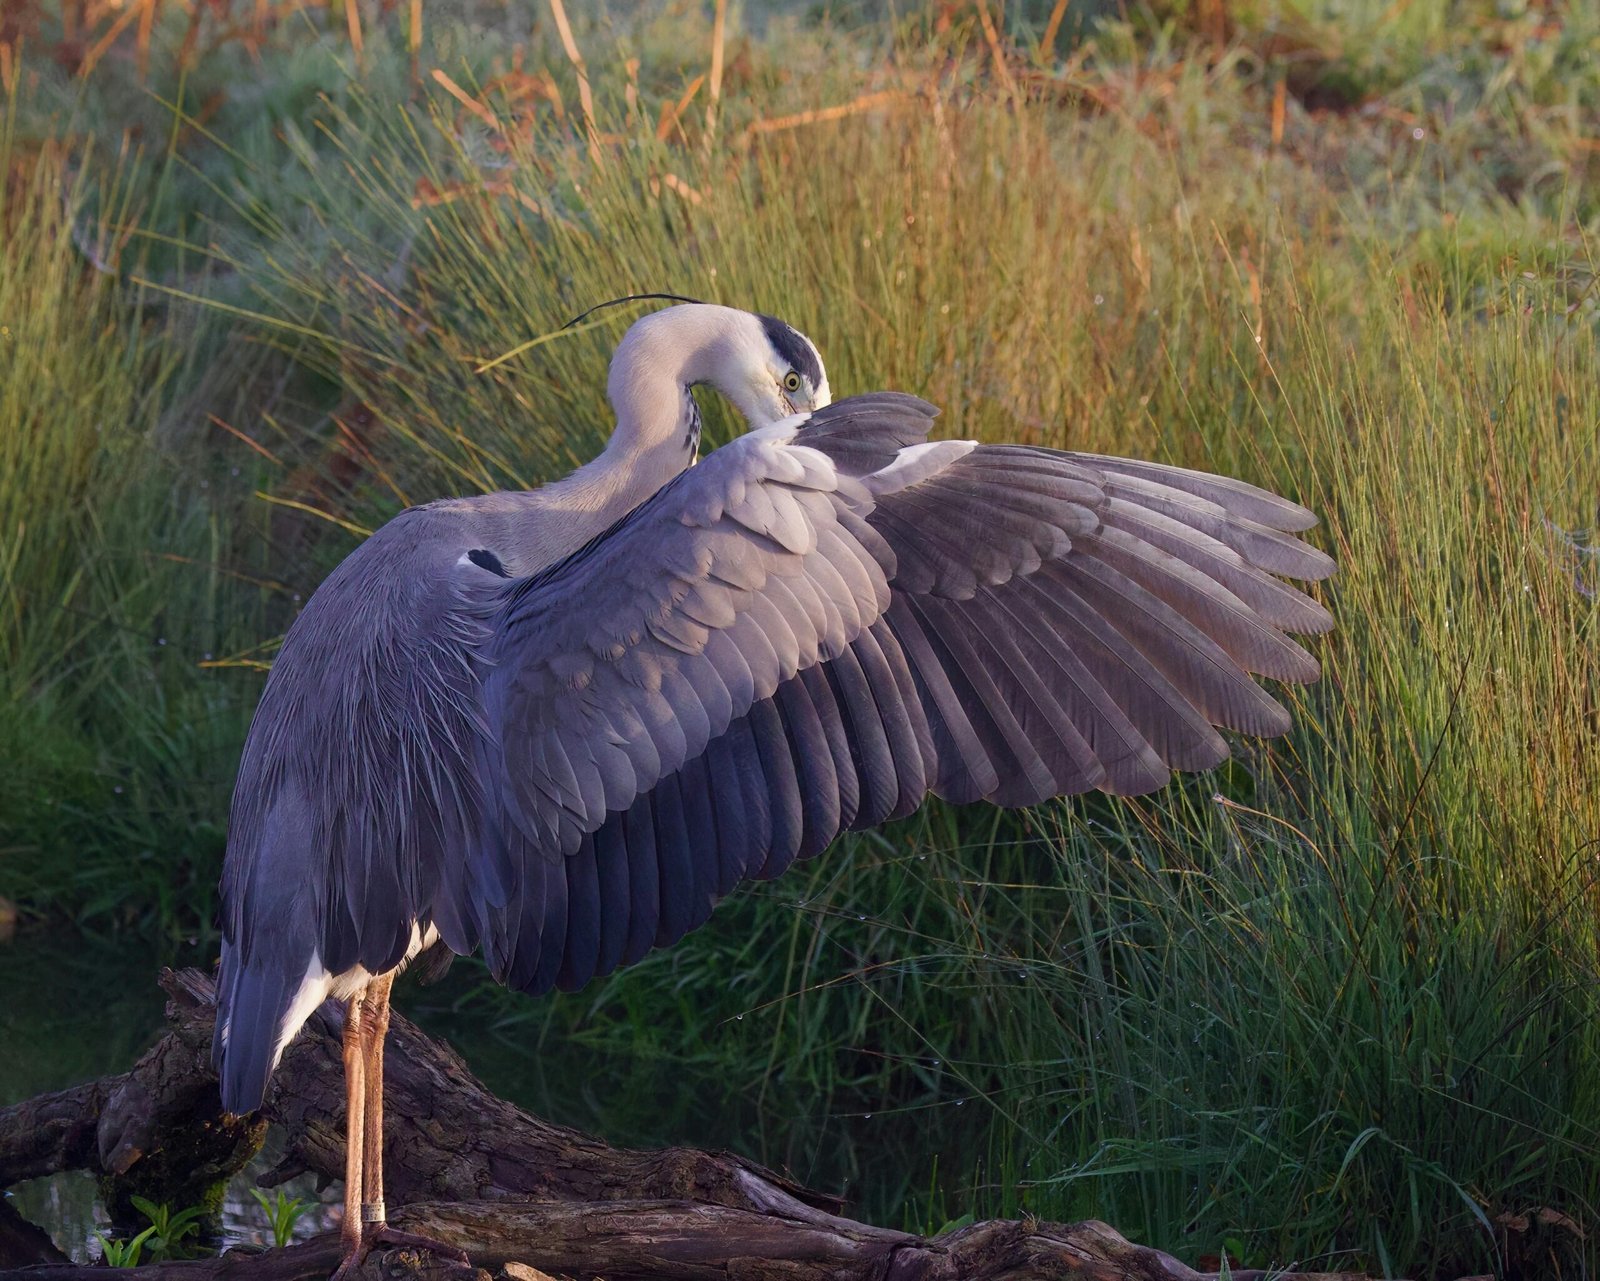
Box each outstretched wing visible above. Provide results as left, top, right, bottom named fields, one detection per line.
left=455, top=393, right=1335, bottom=993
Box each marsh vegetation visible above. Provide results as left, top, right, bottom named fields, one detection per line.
left=1, top=1, right=1597, bottom=1275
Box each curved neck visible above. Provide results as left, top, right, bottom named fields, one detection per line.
left=516, top=306, right=754, bottom=554
left=605, top=315, right=709, bottom=474
left=571, top=305, right=759, bottom=501
left=613, top=303, right=759, bottom=440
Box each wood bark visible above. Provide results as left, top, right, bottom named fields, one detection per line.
left=2, top=1204, right=1366, bottom=1281
left=0, top=968, right=837, bottom=1218
left=0, top=1200, right=68, bottom=1268
left=0, top=969, right=1371, bottom=1281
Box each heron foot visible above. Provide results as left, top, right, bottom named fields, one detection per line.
left=329, top=1226, right=472, bottom=1280
left=368, top=1224, right=473, bottom=1264
left=329, top=1237, right=368, bottom=1281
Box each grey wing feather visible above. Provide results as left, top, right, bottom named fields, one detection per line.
left=482, top=424, right=891, bottom=857
left=462, top=393, right=1336, bottom=993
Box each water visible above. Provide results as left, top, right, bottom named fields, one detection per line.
left=0, top=933, right=331, bottom=1260
left=0, top=931, right=982, bottom=1263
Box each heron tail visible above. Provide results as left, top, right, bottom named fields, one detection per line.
left=213, top=943, right=315, bottom=1115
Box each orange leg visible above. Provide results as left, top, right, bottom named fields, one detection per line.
left=331, top=990, right=368, bottom=1277
left=344, top=975, right=471, bottom=1272
left=359, top=973, right=393, bottom=1226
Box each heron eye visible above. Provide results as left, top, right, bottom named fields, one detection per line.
left=783, top=371, right=802, bottom=392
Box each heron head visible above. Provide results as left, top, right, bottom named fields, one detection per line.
left=744, top=312, right=831, bottom=422
left=603, top=300, right=831, bottom=435
left=685, top=307, right=830, bottom=426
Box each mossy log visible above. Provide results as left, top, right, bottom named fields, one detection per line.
left=0, top=969, right=1371, bottom=1281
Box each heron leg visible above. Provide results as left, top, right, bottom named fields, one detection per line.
left=358, top=973, right=393, bottom=1229
left=336, top=989, right=367, bottom=1264
left=350, top=973, right=472, bottom=1270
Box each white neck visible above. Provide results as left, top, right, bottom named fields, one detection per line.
left=504, top=306, right=765, bottom=555
left=573, top=304, right=773, bottom=501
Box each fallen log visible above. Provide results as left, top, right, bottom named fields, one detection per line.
left=0, top=1200, right=67, bottom=1268
left=0, top=968, right=838, bottom=1219
left=0, top=969, right=1371, bottom=1281
left=2, top=1204, right=1365, bottom=1281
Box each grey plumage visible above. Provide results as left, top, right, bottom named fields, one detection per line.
left=214, top=303, right=1334, bottom=1135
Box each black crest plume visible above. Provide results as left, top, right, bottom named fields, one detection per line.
left=563, top=292, right=708, bottom=330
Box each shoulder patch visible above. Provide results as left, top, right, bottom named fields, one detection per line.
left=467, top=548, right=510, bottom=577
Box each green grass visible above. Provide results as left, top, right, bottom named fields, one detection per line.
left=2, top=1, right=1598, bottom=1275
left=0, top=105, right=247, bottom=937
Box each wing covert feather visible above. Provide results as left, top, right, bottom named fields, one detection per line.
left=458, top=393, right=1335, bottom=994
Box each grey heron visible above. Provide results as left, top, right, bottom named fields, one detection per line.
left=214, top=300, right=1335, bottom=1275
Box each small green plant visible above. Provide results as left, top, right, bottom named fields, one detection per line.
left=127, top=1196, right=205, bottom=1261
left=1222, top=1235, right=1268, bottom=1270
left=930, top=1211, right=977, bottom=1238
left=249, top=1187, right=309, bottom=1249
left=94, top=1226, right=156, bottom=1268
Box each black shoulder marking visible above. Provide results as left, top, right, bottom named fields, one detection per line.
left=468, top=548, right=510, bottom=577
left=757, top=313, right=823, bottom=386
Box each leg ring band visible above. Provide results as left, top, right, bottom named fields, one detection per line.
left=361, top=1201, right=387, bottom=1224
